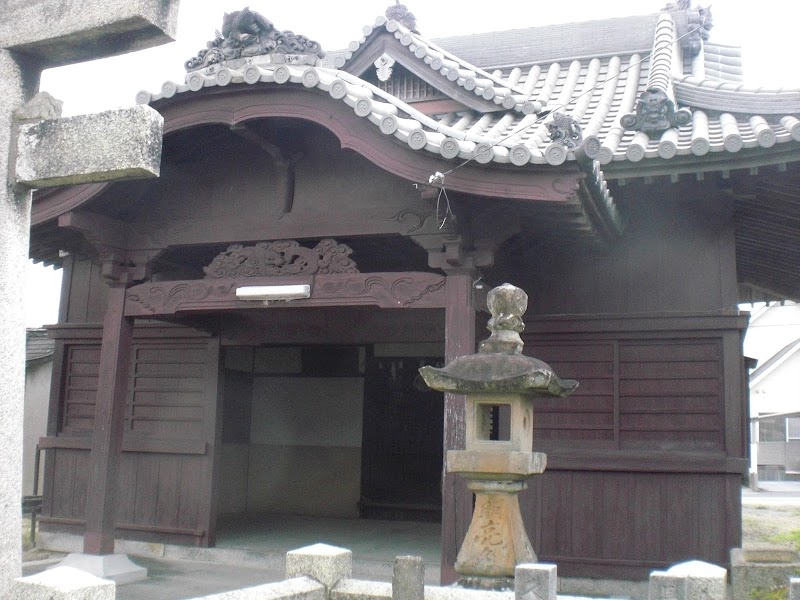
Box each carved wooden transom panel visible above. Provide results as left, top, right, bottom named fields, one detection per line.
left=204, top=239, right=358, bottom=278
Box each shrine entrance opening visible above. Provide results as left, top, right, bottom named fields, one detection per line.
left=214, top=307, right=446, bottom=530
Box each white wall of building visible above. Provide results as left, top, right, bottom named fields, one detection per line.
left=743, top=302, right=800, bottom=417
left=23, top=361, right=51, bottom=496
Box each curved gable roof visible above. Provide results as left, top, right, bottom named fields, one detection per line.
left=143, top=4, right=798, bottom=179
left=31, top=4, right=800, bottom=301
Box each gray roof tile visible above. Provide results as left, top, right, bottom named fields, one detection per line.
left=140, top=5, right=800, bottom=176
left=26, top=329, right=54, bottom=363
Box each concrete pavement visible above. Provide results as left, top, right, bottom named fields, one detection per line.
left=742, top=481, right=800, bottom=506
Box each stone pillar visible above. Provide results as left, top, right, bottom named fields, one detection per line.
left=393, top=556, right=425, bottom=600
left=1, top=1, right=178, bottom=591
left=515, top=563, right=557, bottom=600
left=649, top=560, right=727, bottom=600
left=286, top=543, right=352, bottom=594
left=456, top=480, right=536, bottom=581
left=790, top=578, right=799, bottom=600
left=0, top=49, right=37, bottom=597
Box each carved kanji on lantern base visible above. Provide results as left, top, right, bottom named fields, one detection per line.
left=456, top=480, right=537, bottom=589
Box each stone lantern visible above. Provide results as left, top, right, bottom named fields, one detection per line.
left=419, top=283, right=578, bottom=589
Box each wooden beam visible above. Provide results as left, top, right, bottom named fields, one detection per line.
left=125, top=272, right=448, bottom=317
left=154, top=88, right=584, bottom=203
left=440, top=272, right=476, bottom=584
left=82, top=282, right=133, bottom=555
left=58, top=211, right=130, bottom=250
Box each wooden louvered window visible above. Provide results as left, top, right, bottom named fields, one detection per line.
left=523, top=336, right=724, bottom=452
left=61, top=345, right=101, bottom=432
left=127, top=344, right=209, bottom=439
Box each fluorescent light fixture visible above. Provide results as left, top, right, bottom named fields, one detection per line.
left=236, top=284, right=311, bottom=304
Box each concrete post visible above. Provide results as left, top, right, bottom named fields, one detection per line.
left=286, top=543, right=352, bottom=595
left=0, top=49, right=37, bottom=598
left=393, top=556, right=425, bottom=600
left=0, top=0, right=178, bottom=598
left=0, top=1, right=179, bottom=592
left=515, top=563, right=557, bottom=600
left=649, top=560, right=727, bottom=600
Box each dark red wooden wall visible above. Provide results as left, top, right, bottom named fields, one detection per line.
left=36, top=128, right=748, bottom=579
left=517, top=313, right=747, bottom=579
left=40, top=316, right=221, bottom=547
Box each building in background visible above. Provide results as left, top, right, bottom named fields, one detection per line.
left=24, top=329, right=54, bottom=496
left=744, top=303, right=800, bottom=482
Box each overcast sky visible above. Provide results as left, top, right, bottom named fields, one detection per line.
left=25, top=0, right=800, bottom=326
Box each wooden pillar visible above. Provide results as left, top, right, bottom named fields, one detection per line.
left=83, top=281, right=133, bottom=555
left=441, top=272, right=476, bottom=584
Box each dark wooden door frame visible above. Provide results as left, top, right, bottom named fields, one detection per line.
left=124, top=272, right=448, bottom=317
left=119, top=268, right=476, bottom=574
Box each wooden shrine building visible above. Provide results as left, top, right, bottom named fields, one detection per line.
left=28, top=2, right=800, bottom=582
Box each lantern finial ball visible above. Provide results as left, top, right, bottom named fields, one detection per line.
left=480, top=283, right=528, bottom=355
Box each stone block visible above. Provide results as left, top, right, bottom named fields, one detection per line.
left=54, top=553, right=147, bottom=585
left=331, top=583, right=511, bottom=600
left=393, top=556, right=424, bottom=600
left=286, top=544, right=352, bottom=591
left=650, top=560, right=726, bottom=600
left=13, top=566, right=115, bottom=600
left=331, top=579, right=392, bottom=600
left=741, top=545, right=800, bottom=564
left=426, top=586, right=513, bottom=600
left=1, top=0, right=180, bottom=67
left=184, top=577, right=325, bottom=600
left=515, top=563, right=557, bottom=600
left=732, top=547, right=800, bottom=600
left=790, top=578, right=800, bottom=600
left=447, top=450, right=546, bottom=478
left=16, top=105, right=163, bottom=189
left=649, top=571, right=687, bottom=600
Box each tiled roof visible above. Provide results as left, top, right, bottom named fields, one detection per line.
left=702, top=43, right=743, bottom=83
left=26, top=329, right=54, bottom=364
left=428, top=15, right=659, bottom=68
left=139, top=8, right=800, bottom=177
left=333, top=16, right=534, bottom=113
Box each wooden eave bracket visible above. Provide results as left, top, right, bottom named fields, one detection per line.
left=57, top=211, right=158, bottom=283
left=58, top=211, right=127, bottom=244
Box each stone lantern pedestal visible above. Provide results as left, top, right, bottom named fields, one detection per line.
left=420, top=283, right=578, bottom=589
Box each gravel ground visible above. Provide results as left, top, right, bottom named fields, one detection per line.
left=742, top=503, right=800, bottom=547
